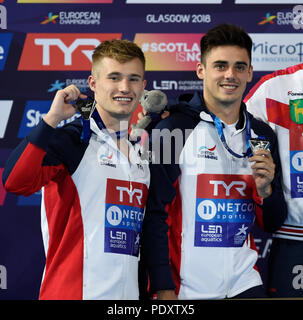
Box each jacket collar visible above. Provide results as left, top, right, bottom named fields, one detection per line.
left=174, top=91, right=247, bottom=131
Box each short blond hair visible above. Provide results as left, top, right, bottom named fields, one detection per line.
left=92, top=39, right=146, bottom=77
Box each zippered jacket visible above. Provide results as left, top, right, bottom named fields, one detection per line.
left=3, top=114, right=150, bottom=300
left=143, top=92, right=287, bottom=299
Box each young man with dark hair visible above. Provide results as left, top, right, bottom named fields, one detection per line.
left=142, top=23, right=287, bottom=299
left=3, top=39, right=149, bottom=300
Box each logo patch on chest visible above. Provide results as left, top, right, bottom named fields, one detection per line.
left=104, top=179, right=148, bottom=256
left=194, top=174, right=255, bottom=247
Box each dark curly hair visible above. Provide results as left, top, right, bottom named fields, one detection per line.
left=200, top=23, right=252, bottom=65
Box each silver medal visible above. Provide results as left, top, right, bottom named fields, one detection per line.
left=249, top=138, right=270, bottom=154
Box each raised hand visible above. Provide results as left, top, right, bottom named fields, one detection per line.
left=43, top=85, right=87, bottom=128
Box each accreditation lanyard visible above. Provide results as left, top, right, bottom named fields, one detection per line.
left=81, top=108, right=128, bottom=142
left=208, top=108, right=252, bottom=158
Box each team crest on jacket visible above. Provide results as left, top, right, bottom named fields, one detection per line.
left=197, top=144, right=218, bottom=160
left=289, top=98, right=303, bottom=124
left=104, top=179, right=148, bottom=256
left=97, top=143, right=117, bottom=168
left=195, top=174, right=255, bottom=247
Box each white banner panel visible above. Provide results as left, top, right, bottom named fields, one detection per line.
left=250, top=33, right=303, bottom=71
left=0, top=100, right=13, bottom=139
left=236, top=0, right=303, bottom=4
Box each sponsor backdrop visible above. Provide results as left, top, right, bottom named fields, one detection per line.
left=0, top=0, right=302, bottom=299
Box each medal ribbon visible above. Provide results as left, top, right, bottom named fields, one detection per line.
left=208, top=108, right=252, bottom=158
left=81, top=103, right=128, bottom=142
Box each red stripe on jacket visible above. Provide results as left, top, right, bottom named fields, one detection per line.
left=39, top=174, right=84, bottom=300
left=165, top=179, right=182, bottom=295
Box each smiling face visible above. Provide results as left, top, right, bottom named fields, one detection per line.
left=197, top=45, right=253, bottom=113
left=88, top=57, right=146, bottom=127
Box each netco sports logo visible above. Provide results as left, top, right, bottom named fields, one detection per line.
left=195, top=174, right=255, bottom=248
left=18, top=33, right=121, bottom=70
left=104, top=179, right=148, bottom=257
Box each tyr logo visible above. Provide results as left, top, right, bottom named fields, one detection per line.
left=18, top=33, right=122, bottom=70
left=34, top=38, right=99, bottom=66
left=209, top=180, right=246, bottom=196
left=116, top=186, right=143, bottom=205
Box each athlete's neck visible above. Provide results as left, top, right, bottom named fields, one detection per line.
left=96, top=105, right=130, bottom=133
left=205, top=101, right=240, bottom=125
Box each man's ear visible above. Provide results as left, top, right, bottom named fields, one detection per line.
left=88, top=75, right=96, bottom=92
left=196, top=62, right=205, bottom=80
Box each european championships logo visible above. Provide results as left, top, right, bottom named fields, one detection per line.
left=258, top=13, right=276, bottom=25
left=258, top=6, right=303, bottom=29
left=41, top=12, right=58, bottom=24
